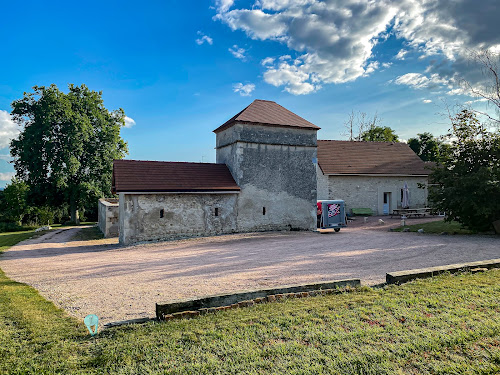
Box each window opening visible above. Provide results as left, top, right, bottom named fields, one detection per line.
left=215, top=207, right=219, bottom=216
left=160, top=209, right=164, bottom=218
left=263, top=207, right=266, bottom=215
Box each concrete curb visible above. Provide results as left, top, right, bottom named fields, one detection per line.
left=156, top=279, right=360, bottom=320
left=386, top=258, right=500, bottom=284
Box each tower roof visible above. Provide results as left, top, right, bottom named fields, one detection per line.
left=213, top=99, right=320, bottom=133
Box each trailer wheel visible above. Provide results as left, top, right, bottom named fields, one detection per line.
left=334, top=228, right=340, bottom=232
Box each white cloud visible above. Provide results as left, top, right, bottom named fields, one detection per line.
left=0, top=172, right=15, bottom=181
left=195, top=32, right=213, bottom=45
left=381, top=62, right=392, bottom=69
left=228, top=45, right=246, bottom=60
left=395, top=72, right=452, bottom=90
left=124, top=116, right=136, bottom=128
left=0, top=110, right=19, bottom=149
left=216, top=0, right=234, bottom=13
left=0, top=154, right=11, bottom=161
left=395, top=49, right=409, bottom=60
left=261, top=57, right=275, bottom=65
left=215, top=0, right=500, bottom=95
left=233, top=83, right=255, bottom=96
left=422, top=99, right=432, bottom=103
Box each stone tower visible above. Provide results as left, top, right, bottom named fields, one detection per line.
left=214, top=99, right=319, bottom=232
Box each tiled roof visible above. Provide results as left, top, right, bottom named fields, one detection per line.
left=112, top=160, right=240, bottom=193
left=213, top=99, right=320, bottom=133
left=317, top=140, right=431, bottom=176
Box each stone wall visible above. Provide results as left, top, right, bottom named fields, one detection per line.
left=216, top=123, right=318, bottom=232
left=119, top=193, right=238, bottom=245
left=319, top=174, right=428, bottom=215
left=98, top=198, right=119, bottom=237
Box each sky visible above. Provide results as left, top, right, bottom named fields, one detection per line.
left=1, top=0, right=499, bottom=187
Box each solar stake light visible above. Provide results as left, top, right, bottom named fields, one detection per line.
left=84, top=314, right=99, bottom=336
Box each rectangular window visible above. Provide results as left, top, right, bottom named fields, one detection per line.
left=263, top=207, right=266, bottom=215
left=215, top=207, right=219, bottom=216
left=160, top=209, right=164, bottom=218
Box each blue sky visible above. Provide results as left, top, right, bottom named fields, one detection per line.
left=1, top=0, right=499, bottom=187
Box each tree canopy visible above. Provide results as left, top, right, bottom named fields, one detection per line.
left=428, top=110, right=500, bottom=232
left=360, top=126, right=399, bottom=142
left=408, top=132, right=451, bottom=163
left=10, top=84, right=128, bottom=223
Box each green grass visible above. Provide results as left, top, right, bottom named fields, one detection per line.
left=1, top=231, right=499, bottom=374
left=394, top=219, right=476, bottom=234
left=70, top=226, right=104, bottom=241
left=0, top=230, right=40, bottom=253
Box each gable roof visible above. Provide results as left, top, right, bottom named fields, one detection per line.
left=213, top=99, right=320, bottom=133
left=317, top=140, right=431, bottom=176
left=112, top=160, right=240, bottom=193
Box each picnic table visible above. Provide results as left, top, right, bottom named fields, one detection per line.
left=391, top=208, right=432, bottom=218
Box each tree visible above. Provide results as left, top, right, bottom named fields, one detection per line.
left=408, top=132, right=445, bottom=162
left=461, top=49, right=500, bottom=124
left=360, top=125, right=399, bottom=142
left=343, top=111, right=381, bottom=141
left=10, top=84, right=128, bottom=223
left=428, top=110, right=500, bottom=232
left=1, top=179, right=30, bottom=225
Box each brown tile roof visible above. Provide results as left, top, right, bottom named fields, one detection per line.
left=317, top=140, right=431, bottom=176
left=213, top=99, right=320, bottom=133
left=112, top=160, right=240, bottom=193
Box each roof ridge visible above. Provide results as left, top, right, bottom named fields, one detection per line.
left=114, top=159, right=223, bottom=165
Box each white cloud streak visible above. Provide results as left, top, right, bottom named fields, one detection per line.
left=233, top=83, right=255, bottom=96
left=229, top=45, right=246, bottom=60
left=0, top=110, right=19, bottom=149
left=195, top=31, right=213, bottom=45
left=124, top=116, right=136, bottom=128
left=0, top=172, right=15, bottom=181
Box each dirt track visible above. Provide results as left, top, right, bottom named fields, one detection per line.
left=1, top=218, right=499, bottom=324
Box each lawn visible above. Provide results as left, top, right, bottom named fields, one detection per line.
left=0, top=230, right=499, bottom=374
left=394, top=219, right=476, bottom=235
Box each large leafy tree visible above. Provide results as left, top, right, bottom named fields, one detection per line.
left=408, top=132, right=451, bottom=163
left=360, top=125, right=399, bottom=142
left=428, top=110, right=500, bottom=232
left=10, top=84, right=128, bottom=223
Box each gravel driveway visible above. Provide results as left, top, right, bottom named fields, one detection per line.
left=1, top=221, right=499, bottom=324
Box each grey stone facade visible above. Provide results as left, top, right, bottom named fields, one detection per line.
left=316, top=171, right=428, bottom=215
left=216, top=123, right=318, bottom=232
left=98, top=198, right=119, bottom=237
left=119, top=192, right=238, bottom=245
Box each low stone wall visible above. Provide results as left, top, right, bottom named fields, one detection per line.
left=156, top=278, right=360, bottom=320
left=98, top=198, right=119, bottom=237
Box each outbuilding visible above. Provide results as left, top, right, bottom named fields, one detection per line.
left=316, top=140, right=430, bottom=215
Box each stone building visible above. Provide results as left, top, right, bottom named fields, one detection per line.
left=100, top=100, right=431, bottom=244
left=110, top=100, right=320, bottom=245
left=316, top=140, right=430, bottom=215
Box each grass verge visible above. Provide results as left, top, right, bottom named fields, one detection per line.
left=393, top=219, right=475, bottom=234
left=0, top=230, right=499, bottom=374
left=70, top=226, right=104, bottom=241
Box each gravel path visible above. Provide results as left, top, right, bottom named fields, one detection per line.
left=1, top=219, right=499, bottom=324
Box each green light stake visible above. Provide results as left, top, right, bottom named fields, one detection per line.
left=84, top=314, right=99, bottom=336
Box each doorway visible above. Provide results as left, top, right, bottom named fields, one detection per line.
left=383, top=192, right=391, bottom=215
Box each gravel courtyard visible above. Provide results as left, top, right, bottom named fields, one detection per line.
left=1, top=220, right=499, bottom=324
